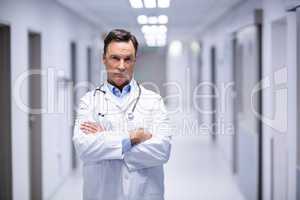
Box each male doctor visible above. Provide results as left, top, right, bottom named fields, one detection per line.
left=73, top=29, right=172, bottom=200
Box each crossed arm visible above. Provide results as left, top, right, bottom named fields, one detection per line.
left=80, top=122, right=152, bottom=146
left=73, top=94, right=172, bottom=171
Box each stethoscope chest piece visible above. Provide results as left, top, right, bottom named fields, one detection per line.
left=127, top=112, right=134, bottom=121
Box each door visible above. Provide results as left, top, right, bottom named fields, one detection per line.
left=285, top=5, right=300, bottom=200
left=210, top=46, right=217, bottom=141
left=71, top=42, right=77, bottom=169
left=232, top=37, right=239, bottom=174
left=270, top=17, right=288, bottom=200
left=296, top=7, right=300, bottom=200
left=28, top=32, right=42, bottom=200
left=234, top=23, right=262, bottom=200
left=0, top=24, right=12, bottom=200
left=87, top=46, right=92, bottom=87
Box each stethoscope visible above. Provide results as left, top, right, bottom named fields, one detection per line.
left=93, top=82, right=141, bottom=121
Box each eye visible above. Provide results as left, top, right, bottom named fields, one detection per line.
left=124, top=57, right=132, bottom=62
left=125, top=57, right=135, bottom=63
left=111, top=56, right=120, bottom=62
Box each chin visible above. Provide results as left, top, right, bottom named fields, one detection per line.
left=114, top=78, right=129, bottom=87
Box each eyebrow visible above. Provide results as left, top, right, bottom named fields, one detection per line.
left=109, top=54, right=134, bottom=58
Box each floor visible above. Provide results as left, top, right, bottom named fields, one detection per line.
left=164, top=135, right=245, bottom=200
left=51, top=113, right=245, bottom=200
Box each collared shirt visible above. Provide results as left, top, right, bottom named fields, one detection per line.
left=106, top=79, right=134, bottom=153
left=106, top=80, right=133, bottom=106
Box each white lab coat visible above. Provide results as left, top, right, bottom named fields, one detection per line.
left=73, top=81, right=172, bottom=200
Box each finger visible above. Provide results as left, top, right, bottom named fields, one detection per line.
left=80, top=125, right=97, bottom=134
left=81, top=123, right=98, bottom=132
left=81, top=128, right=96, bottom=135
left=84, top=122, right=104, bottom=132
left=85, top=121, right=98, bottom=127
left=83, top=123, right=99, bottom=131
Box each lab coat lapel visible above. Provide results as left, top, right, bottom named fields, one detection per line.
left=119, top=80, right=139, bottom=111
left=103, top=80, right=139, bottom=112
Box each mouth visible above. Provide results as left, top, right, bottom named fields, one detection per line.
left=114, top=73, right=128, bottom=79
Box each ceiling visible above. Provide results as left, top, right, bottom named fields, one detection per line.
left=56, top=0, right=246, bottom=46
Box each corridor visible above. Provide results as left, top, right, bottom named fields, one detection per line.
left=52, top=113, right=245, bottom=200
left=0, top=0, right=300, bottom=200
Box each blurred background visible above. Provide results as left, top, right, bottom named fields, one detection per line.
left=0, top=0, right=299, bottom=200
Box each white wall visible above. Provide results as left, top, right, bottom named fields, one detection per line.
left=262, top=1, right=288, bottom=199
left=135, top=47, right=167, bottom=98
left=199, top=0, right=298, bottom=199
left=165, top=41, right=201, bottom=117
left=0, top=0, right=103, bottom=199
left=199, top=0, right=261, bottom=166
left=263, top=1, right=299, bottom=200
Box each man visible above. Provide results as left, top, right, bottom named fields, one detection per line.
left=73, top=29, right=172, bottom=200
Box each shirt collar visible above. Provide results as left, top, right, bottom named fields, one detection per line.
left=106, top=79, right=135, bottom=98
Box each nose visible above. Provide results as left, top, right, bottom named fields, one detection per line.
left=117, top=59, right=126, bottom=71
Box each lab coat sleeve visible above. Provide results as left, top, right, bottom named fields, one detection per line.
left=123, top=97, right=172, bottom=171
left=72, top=93, right=128, bottom=163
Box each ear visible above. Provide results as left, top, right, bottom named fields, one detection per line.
left=102, top=54, right=106, bottom=65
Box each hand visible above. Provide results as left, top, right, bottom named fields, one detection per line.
left=80, top=121, right=105, bottom=135
left=129, top=128, right=152, bottom=145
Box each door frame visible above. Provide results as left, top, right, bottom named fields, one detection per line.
left=0, top=23, right=13, bottom=200
left=28, top=31, right=43, bottom=200
left=285, top=7, right=300, bottom=200
left=71, top=41, right=77, bottom=169
left=210, top=46, right=217, bottom=141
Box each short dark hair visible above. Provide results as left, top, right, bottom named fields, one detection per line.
left=103, top=29, right=139, bottom=56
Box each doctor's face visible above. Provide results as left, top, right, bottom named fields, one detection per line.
left=103, top=41, right=136, bottom=88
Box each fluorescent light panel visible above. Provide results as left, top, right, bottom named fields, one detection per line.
left=142, top=25, right=167, bottom=47
left=129, top=0, right=143, bottom=8
left=129, top=0, right=171, bottom=9
left=141, top=25, right=167, bottom=34
left=137, top=15, right=168, bottom=25
left=158, top=15, right=168, bottom=24
left=158, top=0, right=170, bottom=8
left=144, top=0, right=156, bottom=8
left=148, top=16, right=158, bottom=24
left=137, top=15, right=148, bottom=24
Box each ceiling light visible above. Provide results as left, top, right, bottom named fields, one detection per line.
left=169, top=40, right=183, bottom=56
left=142, top=25, right=155, bottom=34
left=157, top=39, right=166, bottom=46
left=146, top=40, right=156, bottom=47
left=141, top=25, right=151, bottom=34
left=142, top=25, right=168, bottom=35
left=137, top=15, right=148, bottom=24
left=148, top=16, right=158, bottom=24
left=156, top=33, right=167, bottom=40
left=146, top=37, right=156, bottom=44
left=158, top=0, right=170, bottom=8
left=144, top=0, right=156, bottom=8
left=158, top=15, right=168, bottom=24
left=129, top=0, right=143, bottom=8
left=190, top=41, right=200, bottom=53
left=158, top=25, right=167, bottom=33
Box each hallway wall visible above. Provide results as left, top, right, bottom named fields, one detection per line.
left=199, top=0, right=261, bottom=169
left=199, top=0, right=298, bottom=199
left=135, top=47, right=167, bottom=98
left=0, top=0, right=103, bottom=199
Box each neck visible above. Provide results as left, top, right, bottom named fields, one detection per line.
left=107, top=79, right=130, bottom=92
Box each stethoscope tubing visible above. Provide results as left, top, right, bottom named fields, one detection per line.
left=93, top=82, right=141, bottom=119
